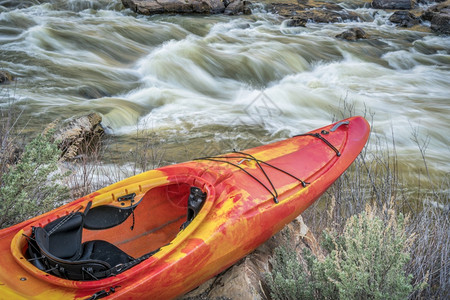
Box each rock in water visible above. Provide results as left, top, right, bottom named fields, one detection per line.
left=422, top=0, right=450, bottom=34
left=224, top=0, right=250, bottom=15
left=121, top=0, right=250, bottom=15
left=286, top=16, right=307, bottom=27
left=336, top=27, right=368, bottom=40
left=389, top=11, right=420, bottom=27
left=51, top=113, right=104, bottom=161
left=264, top=1, right=359, bottom=23
left=371, top=0, right=414, bottom=10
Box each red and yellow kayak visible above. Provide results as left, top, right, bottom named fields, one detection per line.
left=0, top=116, right=370, bottom=299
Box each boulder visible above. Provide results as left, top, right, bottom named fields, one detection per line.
left=0, top=70, right=14, bottom=84
left=224, top=0, right=245, bottom=15
left=389, top=11, right=420, bottom=27
left=371, top=0, right=414, bottom=10
left=294, top=9, right=358, bottom=23
left=336, top=27, right=368, bottom=40
left=266, top=1, right=359, bottom=23
left=422, top=0, right=450, bottom=34
left=121, top=0, right=250, bottom=15
left=286, top=16, right=307, bottom=27
left=181, top=216, right=323, bottom=299
left=49, top=113, right=105, bottom=161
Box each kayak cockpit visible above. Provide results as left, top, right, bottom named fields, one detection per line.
left=13, top=174, right=214, bottom=283
left=26, top=206, right=146, bottom=281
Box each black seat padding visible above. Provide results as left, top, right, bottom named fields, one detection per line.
left=84, top=205, right=134, bottom=230
left=40, top=212, right=84, bottom=260
left=31, top=211, right=134, bottom=281
left=80, top=240, right=133, bottom=267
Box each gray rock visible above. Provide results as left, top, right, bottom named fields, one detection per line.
left=336, top=27, right=368, bottom=40
left=121, top=0, right=249, bottom=15
left=286, top=16, right=307, bottom=27
left=389, top=11, right=420, bottom=27
left=259, top=1, right=360, bottom=24
left=371, top=0, right=414, bottom=10
left=294, top=9, right=359, bottom=23
left=422, top=0, right=450, bottom=34
left=224, top=0, right=243, bottom=15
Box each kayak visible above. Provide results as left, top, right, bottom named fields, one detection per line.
left=0, top=116, right=370, bottom=299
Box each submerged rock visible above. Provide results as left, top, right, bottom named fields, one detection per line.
left=389, top=11, right=420, bottom=27
left=49, top=113, right=105, bottom=161
left=422, top=0, right=450, bottom=34
left=371, top=0, right=414, bottom=10
left=121, top=0, right=249, bottom=15
left=336, top=27, right=368, bottom=40
left=264, top=0, right=359, bottom=23
left=181, top=216, right=322, bottom=299
left=296, top=9, right=359, bottom=23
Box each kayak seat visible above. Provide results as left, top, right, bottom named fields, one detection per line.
left=80, top=240, right=133, bottom=267
left=29, top=211, right=134, bottom=281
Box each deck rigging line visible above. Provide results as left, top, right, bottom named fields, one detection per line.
left=194, top=150, right=309, bottom=204
left=293, top=132, right=342, bottom=156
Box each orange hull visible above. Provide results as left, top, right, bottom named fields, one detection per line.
left=0, top=116, right=370, bottom=299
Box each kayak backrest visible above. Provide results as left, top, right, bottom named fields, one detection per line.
left=28, top=210, right=136, bottom=280
left=32, top=227, right=113, bottom=280
left=40, top=212, right=84, bottom=260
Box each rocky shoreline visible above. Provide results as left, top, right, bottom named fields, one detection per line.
left=181, top=216, right=322, bottom=299
left=121, top=0, right=450, bottom=34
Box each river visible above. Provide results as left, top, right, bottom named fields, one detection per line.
left=1, top=0, right=449, bottom=191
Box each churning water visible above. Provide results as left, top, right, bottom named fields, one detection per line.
left=1, top=0, right=449, bottom=186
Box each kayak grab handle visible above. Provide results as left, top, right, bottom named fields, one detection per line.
left=330, top=120, right=349, bottom=132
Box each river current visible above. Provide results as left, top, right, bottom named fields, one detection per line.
left=1, top=0, right=449, bottom=189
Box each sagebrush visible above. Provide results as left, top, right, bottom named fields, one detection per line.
left=266, top=205, right=424, bottom=300
left=0, top=132, right=70, bottom=228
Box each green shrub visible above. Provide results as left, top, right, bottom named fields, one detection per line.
left=0, top=133, right=70, bottom=228
left=266, top=206, right=423, bottom=300
left=265, top=245, right=313, bottom=300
